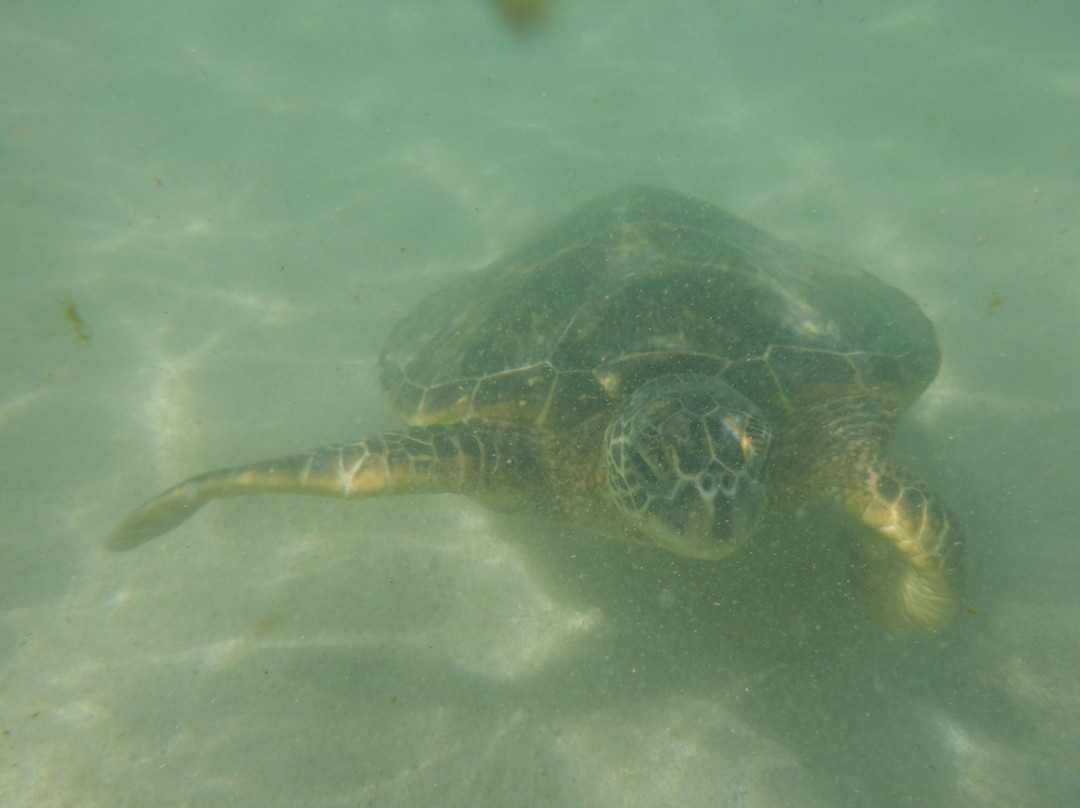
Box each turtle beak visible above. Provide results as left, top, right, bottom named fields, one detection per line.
left=638, top=462, right=768, bottom=560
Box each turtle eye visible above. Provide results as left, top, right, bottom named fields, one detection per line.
left=605, top=374, right=771, bottom=560
left=738, top=413, right=771, bottom=470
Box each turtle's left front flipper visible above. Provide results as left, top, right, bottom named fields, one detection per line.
left=797, top=396, right=964, bottom=635
left=849, top=464, right=964, bottom=634
left=109, top=425, right=539, bottom=551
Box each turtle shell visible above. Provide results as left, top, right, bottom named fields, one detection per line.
left=379, top=187, right=939, bottom=433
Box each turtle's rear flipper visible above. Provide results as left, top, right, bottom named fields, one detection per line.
left=109, top=425, right=538, bottom=551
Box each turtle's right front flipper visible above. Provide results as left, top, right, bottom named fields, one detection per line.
left=109, top=425, right=539, bottom=551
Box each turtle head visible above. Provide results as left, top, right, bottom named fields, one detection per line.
left=604, top=374, right=772, bottom=560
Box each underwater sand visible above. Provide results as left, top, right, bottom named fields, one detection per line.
left=2, top=1, right=1079, bottom=806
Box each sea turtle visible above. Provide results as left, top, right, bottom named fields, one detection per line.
left=111, top=187, right=963, bottom=634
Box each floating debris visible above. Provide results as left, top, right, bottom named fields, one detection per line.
left=61, top=296, right=91, bottom=346
left=490, top=0, right=554, bottom=32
